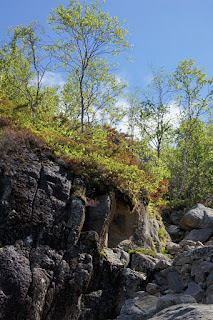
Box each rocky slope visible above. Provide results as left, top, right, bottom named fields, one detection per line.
left=1, top=124, right=213, bottom=320
left=0, top=125, right=163, bottom=320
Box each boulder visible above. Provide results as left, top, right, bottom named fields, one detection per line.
left=102, top=248, right=129, bottom=267
left=170, top=210, right=183, bottom=225
left=146, top=283, right=160, bottom=295
left=167, top=271, right=182, bottom=293
left=150, top=304, right=213, bottom=320
left=184, top=282, right=204, bottom=302
left=115, top=268, right=147, bottom=314
left=155, top=259, right=172, bottom=270
left=206, top=270, right=213, bottom=287
left=205, top=284, right=213, bottom=303
left=116, top=294, right=159, bottom=320
left=156, top=294, right=196, bottom=312
left=166, top=225, right=182, bottom=240
left=166, top=242, right=181, bottom=255
left=184, top=228, right=213, bottom=243
left=130, top=252, right=158, bottom=275
left=179, top=204, right=213, bottom=230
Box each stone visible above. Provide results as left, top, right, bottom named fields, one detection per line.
left=179, top=203, right=213, bottom=230
left=115, top=268, right=147, bottom=314
left=184, top=228, right=213, bottom=242
left=167, top=271, right=182, bottom=293
left=117, top=239, right=134, bottom=251
left=174, top=246, right=213, bottom=265
left=179, top=263, right=192, bottom=274
left=150, top=304, right=213, bottom=320
left=150, top=218, right=163, bottom=252
left=160, top=267, right=175, bottom=279
left=179, top=239, right=197, bottom=247
left=170, top=210, right=183, bottom=225
left=166, top=225, right=181, bottom=240
left=120, top=268, right=147, bottom=290
left=116, top=294, right=159, bottom=320
left=67, top=198, right=85, bottom=246
left=108, top=201, right=155, bottom=250
left=154, top=273, right=168, bottom=292
left=166, top=242, right=181, bottom=255
left=205, top=284, right=213, bottom=303
left=156, top=294, right=196, bottom=312
left=205, top=237, right=213, bottom=246
left=102, top=248, right=129, bottom=267
left=206, top=270, right=213, bottom=287
left=184, top=282, right=204, bottom=302
left=0, top=127, right=164, bottom=320
left=0, top=246, right=32, bottom=319
left=146, top=283, right=160, bottom=295
left=155, top=259, right=172, bottom=270
left=83, top=193, right=116, bottom=248
left=130, top=252, right=158, bottom=275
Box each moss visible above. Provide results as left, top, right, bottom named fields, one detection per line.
left=128, top=247, right=157, bottom=258
left=158, top=227, right=166, bottom=240
left=161, top=246, right=172, bottom=259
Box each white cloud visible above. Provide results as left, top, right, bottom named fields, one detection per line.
left=41, top=72, right=66, bottom=88
left=166, top=100, right=181, bottom=128
left=143, top=73, right=154, bottom=85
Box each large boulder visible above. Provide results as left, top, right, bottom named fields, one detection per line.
left=150, top=304, right=213, bottom=320
left=179, top=204, right=213, bottom=230
left=156, top=294, right=196, bottom=312
left=116, top=293, right=159, bottom=320
left=184, top=228, right=213, bottom=242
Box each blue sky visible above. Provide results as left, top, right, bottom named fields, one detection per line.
left=1, top=0, right=213, bottom=91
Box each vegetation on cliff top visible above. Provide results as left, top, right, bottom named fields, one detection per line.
left=0, top=0, right=212, bottom=213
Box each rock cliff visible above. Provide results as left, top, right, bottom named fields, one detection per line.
left=0, top=126, right=162, bottom=320
left=1, top=124, right=213, bottom=320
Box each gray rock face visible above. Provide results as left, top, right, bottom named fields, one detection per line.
left=0, top=246, right=32, bottom=319
left=114, top=268, right=148, bottom=315
left=102, top=248, right=130, bottom=267
left=180, top=204, right=213, bottom=230
left=205, top=284, right=213, bottom=303
left=116, top=294, right=159, bottom=320
left=156, top=294, right=196, bottom=312
left=108, top=201, right=163, bottom=251
left=84, top=194, right=116, bottom=248
left=0, top=129, right=158, bottom=320
left=167, top=271, right=182, bottom=293
left=184, top=282, right=204, bottom=302
left=184, top=228, right=213, bottom=242
left=130, top=252, right=158, bottom=275
left=150, top=304, right=213, bottom=320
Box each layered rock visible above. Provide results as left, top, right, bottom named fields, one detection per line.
left=0, top=132, right=164, bottom=320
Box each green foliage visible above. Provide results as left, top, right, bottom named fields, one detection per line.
left=128, top=247, right=157, bottom=257
left=165, top=119, right=213, bottom=209
left=0, top=21, right=52, bottom=123
left=0, top=98, right=167, bottom=211
left=48, top=0, right=130, bottom=132
left=1, top=0, right=212, bottom=215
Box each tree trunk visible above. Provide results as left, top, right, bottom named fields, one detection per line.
left=80, top=82, right=84, bottom=134
left=175, top=132, right=189, bottom=200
